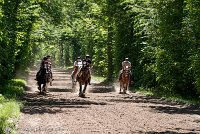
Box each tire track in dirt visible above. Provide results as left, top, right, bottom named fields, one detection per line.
left=17, top=68, right=200, bottom=134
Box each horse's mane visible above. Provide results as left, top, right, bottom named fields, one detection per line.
left=77, top=65, right=89, bottom=82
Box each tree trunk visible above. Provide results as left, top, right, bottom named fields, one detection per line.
left=106, top=1, right=114, bottom=81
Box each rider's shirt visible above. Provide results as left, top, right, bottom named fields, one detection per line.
left=41, top=60, right=47, bottom=68
left=83, top=59, right=92, bottom=68
left=74, top=60, right=82, bottom=67
left=47, top=59, right=52, bottom=68
left=122, top=61, right=131, bottom=70
left=73, top=60, right=82, bottom=73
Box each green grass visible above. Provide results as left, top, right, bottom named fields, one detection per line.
left=92, top=75, right=106, bottom=82
left=0, top=79, right=25, bottom=134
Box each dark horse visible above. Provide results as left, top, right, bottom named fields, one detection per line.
left=37, top=63, right=51, bottom=94
left=119, top=66, right=130, bottom=94
left=76, top=61, right=90, bottom=97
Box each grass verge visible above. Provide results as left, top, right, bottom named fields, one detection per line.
left=0, top=79, right=26, bottom=134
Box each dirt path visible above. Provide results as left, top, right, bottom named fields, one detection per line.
left=17, top=68, right=200, bottom=134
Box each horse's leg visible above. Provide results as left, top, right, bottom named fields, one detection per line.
left=124, top=76, right=130, bottom=94
left=72, top=73, right=75, bottom=89
left=82, top=82, right=88, bottom=97
left=124, top=77, right=130, bottom=94
left=122, top=83, right=125, bottom=94
left=38, top=83, right=42, bottom=93
left=122, top=82, right=126, bottom=94
left=79, top=82, right=82, bottom=97
left=119, top=81, right=122, bottom=94
left=126, top=79, right=130, bottom=94
left=45, top=82, right=48, bottom=92
left=72, top=79, right=75, bottom=89
left=124, top=83, right=127, bottom=94
left=42, top=83, right=46, bottom=93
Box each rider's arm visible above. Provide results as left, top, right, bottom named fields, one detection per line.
left=129, top=62, right=132, bottom=70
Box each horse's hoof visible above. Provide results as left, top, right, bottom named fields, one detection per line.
left=82, top=93, right=85, bottom=98
left=42, top=90, right=48, bottom=94
left=78, top=93, right=82, bottom=97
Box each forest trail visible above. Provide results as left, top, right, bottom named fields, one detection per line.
left=17, top=68, right=200, bottom=134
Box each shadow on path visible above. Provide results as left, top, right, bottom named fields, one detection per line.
left=21, top=92, right=107, bottom=114
left=106, top=94, right=200, bottom=115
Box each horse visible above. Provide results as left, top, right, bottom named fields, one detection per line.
left=76, top=61, right=90, bottom=97
left=71, top=64, right=82, bottom=89
left=119, top=65, right=131, bottom=94
left=37, top=63, right=51, bottom=94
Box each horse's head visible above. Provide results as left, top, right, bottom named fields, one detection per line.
left=82, top=61, right=88, bottom=71
left=43, top=63, right=50, bottom=74
left=123, top=65, right=130, bottom=76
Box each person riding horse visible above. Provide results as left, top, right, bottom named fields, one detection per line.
left=35, top=56, right=52, bottom=93
left=119, top=58, right=132, bottom=83
left=36, top=56, right=53, bottom=85
left=36, top=57, right=48, bottom=80
left=76, top=55, right=92, bottom=84
left=76, top=55, right=91, bottom=97
left=71, top=56, right=82, bottom=82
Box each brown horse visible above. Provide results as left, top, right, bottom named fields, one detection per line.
left=37, top=63, right=51, bottom=94
left=119, top=66, right=130, bottom=94
left=76, top=61, right=90, bottom=97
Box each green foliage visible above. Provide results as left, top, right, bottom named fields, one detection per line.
left=139, top=46, right=157, bottom=87
left=0, top=79, right=24, bottom=134
left=0, top=79, right=25, bottom=99
left=8, top=79, right=26, bottom=88
left=0, top=98, right=21, bottom=134
left=1, top=0, right=200, bottom=100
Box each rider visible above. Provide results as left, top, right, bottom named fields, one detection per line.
left=119, top=58, right=132, bottom=83
left=82, top=55, right=92, bottom=85
left=71, top=56, right=82, bottom=81
left=36, top=56, right=48, bottom=81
